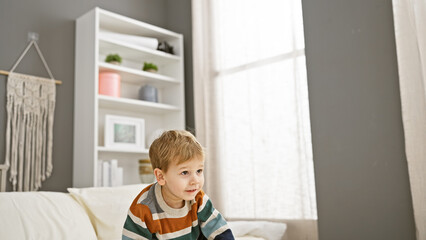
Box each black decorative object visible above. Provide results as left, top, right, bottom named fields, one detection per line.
left=157, top=41, right=174, bottom=55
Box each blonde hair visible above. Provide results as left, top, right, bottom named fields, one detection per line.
left=149, top=130, right=204, bottom=172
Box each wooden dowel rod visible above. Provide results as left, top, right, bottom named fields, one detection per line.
left=0, top=70, right=62, bottom=85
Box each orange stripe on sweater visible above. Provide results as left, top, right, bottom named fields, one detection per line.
left=195, top=190, right=205, bottom=208
left=130, top=199, right=201, bottom=234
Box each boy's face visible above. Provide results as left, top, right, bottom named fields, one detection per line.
left=155, top=156, right=204, bottom=208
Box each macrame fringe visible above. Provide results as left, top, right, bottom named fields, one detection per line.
left=4, top=72, right=56, bottom=191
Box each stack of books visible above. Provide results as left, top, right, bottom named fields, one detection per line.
left=97, top=159, right=123, bottom=187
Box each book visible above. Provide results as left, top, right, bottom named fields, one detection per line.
left=110, top=159, right=118, bottom=187
left=117, top=167, right=123, bottom=186
left=97, top=160, right=103, bottom=187
left=102, top=161, right=110, bottom=187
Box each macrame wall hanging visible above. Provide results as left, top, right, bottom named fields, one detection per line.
left=1, top=33, right=62, bottom=191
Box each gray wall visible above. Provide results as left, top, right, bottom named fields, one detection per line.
left=301, top=0, right=416, bottom=239
left=165, top=1, right=194, bottom=133
left=0, top=0, right=193, bottom=192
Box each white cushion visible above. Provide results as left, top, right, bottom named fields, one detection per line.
left=228, top=221, right=287, bottom=240
left=68, top=184, right=148, bottom=240
left=0, top=191, right=97, bottom=240
left=236, top=237, right=266, bottom=240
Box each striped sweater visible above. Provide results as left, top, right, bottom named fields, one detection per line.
left=122, top=183, right=234, bottom=240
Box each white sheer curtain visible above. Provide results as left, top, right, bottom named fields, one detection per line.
left=392, top=1, right=426, bottom=238
left=193, top=0, right=317, bottom=220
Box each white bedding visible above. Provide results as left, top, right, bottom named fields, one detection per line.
left=229, top=220, right=287, bottom=240
left=0, top=192, right=97, bottom=239
left=0, top=185, right=287, bottom=240
left=236, top=237, right=267, bottom=240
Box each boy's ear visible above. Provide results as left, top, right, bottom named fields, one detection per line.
left=154, top=168, right=165, bottom=185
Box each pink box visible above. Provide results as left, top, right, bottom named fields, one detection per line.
left=99, top=72, right=121, bottom=97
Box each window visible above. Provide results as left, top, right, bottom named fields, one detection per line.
left=193, top=0, right=317, bottom=219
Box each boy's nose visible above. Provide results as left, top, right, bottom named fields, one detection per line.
left=190, top=175, right=199, bottom=185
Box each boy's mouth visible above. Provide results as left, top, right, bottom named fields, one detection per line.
left=185, top=189, right=198, bottom=193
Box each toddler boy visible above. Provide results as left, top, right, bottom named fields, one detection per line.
left=122, top=130, right=234, bottom=239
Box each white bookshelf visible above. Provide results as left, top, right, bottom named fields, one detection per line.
left=73, top=7, right=185, bottom=187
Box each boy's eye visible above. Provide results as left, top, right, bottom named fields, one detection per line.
left=197, top=169, right=203, bottom=174
left=181, top=171, right=189, bottom=175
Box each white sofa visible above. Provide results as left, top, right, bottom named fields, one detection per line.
left=0, top=184, right=287, bottom=240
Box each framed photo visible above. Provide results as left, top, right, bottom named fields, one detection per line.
left=104, top=115, right=145, bottom=150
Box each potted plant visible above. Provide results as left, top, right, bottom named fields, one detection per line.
left=105, top=54, right=122, bottom=65
left=143, top=62, right=158, bottom=73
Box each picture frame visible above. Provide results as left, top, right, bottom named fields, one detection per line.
left=104, top=115, right=145, bottom=150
